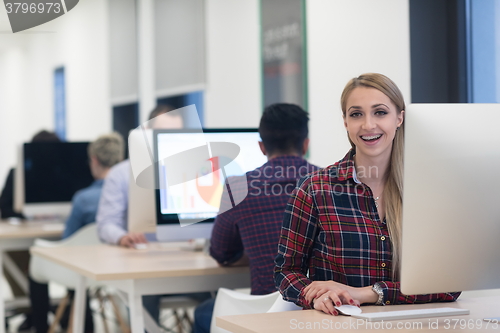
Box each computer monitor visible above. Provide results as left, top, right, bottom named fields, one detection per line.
left=14, top=142, right=94, bottom=218
left=400, top=103, right=500, bottom=296
left=153, top=128, right=267, bottom=242
left=128, top=129, right=156, bottom=234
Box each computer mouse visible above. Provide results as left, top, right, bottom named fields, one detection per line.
left=133, top=243, right=148, bottom=250
left=334, top=305, right=362, bottom=316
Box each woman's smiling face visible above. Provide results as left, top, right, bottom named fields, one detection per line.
left=343, top=86, right=404, bottom=162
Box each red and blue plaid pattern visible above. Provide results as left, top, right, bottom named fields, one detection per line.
left=210, top=156, right=319, bottom=295
left=274, top=150, right=460, bottom=308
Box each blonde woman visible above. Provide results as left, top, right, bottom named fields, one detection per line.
left=274, top=73, right=460, bottom=315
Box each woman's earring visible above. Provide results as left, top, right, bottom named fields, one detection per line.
left=396, top=127, right=400, bottom=131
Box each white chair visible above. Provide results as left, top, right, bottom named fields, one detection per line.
left=29, top=223, right=130, bottom=333
left=267, top=294, right=302, bottom=313
left=30, top=223, right=101, bottom=289
left=210, top=288, right=301, bottom=333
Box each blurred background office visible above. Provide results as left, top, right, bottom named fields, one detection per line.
left=0, top=0, right=498, bottom=331
left=0, top=0, right=498, bottom=183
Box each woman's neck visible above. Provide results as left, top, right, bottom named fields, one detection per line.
left=354, top=152, right=390, bottom=187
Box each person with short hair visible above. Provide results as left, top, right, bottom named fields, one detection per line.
left=96, top=105, right=182, bottom=247
left=63, top=132, right=124, bottom=238
left=193, top=103, right=319, bottom=333
left=95, top=105, right=212, bottom=324
left=274, top=73, right=460, bottom=316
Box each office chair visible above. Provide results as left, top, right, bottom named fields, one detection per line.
left=210, top=288, right=301, bottom=333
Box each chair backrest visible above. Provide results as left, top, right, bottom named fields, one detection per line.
left=267, top=294, right=302, bottom=313
left=30, top=223, right=100, bottom=288
left=210, top=288, right=299, bottom=333
left=33, top=223, right=101, bottom=247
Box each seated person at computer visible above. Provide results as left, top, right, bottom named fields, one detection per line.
left=63, top=132, right=124, bottom=237
left=30, top=132, right=124, bottom=333
left=193, top=103, right=319, bottom=333
left=96, top=105, right=211, bottom=324
left=274, top=73, right=461, bottom=316
left=0, top=130, right=60, bottom=332
left=96, top=104, right=182, bottom=247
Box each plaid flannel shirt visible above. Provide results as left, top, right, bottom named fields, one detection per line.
left=210, top=156, right=319, bottom=295
left=274, top=150, right=460, bottom=308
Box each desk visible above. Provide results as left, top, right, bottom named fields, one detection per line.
left=217, top=296, right=500, bottom=333
left=0, top=220, right=63, bottom=333
left=31, top=242, right=250, bottom=333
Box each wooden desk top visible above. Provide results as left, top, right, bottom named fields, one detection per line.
left=30, top=243, right=249, bottom=281
left=217, top=296, right=500, bottom=333
left=0, top=220, right=63, bottom=239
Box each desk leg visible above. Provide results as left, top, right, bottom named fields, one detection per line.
left=72, top=275, right=87, bottom=333
left=0, top=250, right=5, bottom=333
left=128, top=282, right=145, bottom=333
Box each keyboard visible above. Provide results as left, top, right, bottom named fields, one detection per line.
left=352, top=307, right=469, bottom=322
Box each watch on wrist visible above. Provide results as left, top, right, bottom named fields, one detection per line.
left=372, top=282, right=385, bottom=305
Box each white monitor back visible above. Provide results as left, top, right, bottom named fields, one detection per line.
left=127, top=128, right=157, bottom=234
left=14, top=144, right=23, bottom=214
left=401, top=103, right=500, bottom=295
left=127, top=163, right=156, bottom=233
left=156, top=222, right=213, bottom=242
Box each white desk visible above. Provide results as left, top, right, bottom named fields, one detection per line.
left=217, top=295, right=500, bottom=333
left=0, top=220, right=63, bottom=333
left=31, top=242, right=250, bottom=333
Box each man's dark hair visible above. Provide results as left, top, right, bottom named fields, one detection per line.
left=31, top=130, right=61, bottom=143
left=259, top=103, right=309, bottom=155
left=148, top=104, right=175, bottom=120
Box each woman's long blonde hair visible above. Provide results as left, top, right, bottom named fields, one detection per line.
left=340, top=73, right=405, bottom=279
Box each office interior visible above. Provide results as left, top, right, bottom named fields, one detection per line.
left=0, top=0, right=499, bottom=178
left=0, top=0, right=499, bottom=331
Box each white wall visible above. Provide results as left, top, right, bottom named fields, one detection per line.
left=306, top=0, right=411, bottom=167
left=0, top=46, right=28, bottom=183
left=204, top=0, right=262, bottom=128
left=0, top=0, right=110, bottom=182
left=0, top=0, right=411, bottom=182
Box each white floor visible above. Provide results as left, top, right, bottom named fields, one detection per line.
left=3, top=274, right=196, bottom=333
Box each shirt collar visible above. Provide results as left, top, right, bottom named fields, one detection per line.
left=92, top=179, right=104, bottom=187
left=265, top=155, right=306, bottom=165
left=334, top=149, right=360, bottom=183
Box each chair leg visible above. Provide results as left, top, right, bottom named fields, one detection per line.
left=172, top=310, right=183, bottom=333
left=48, top=294, right=70, bottom=333
left=181, top=310, right=193, bottom=330
left=95, top=289, right=110, bottom=333
left=107, top=293, right=131, bottom=333
left=67, top=301, right=75, bottom=333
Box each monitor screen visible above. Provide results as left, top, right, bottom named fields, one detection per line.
left=154, top=129, right=267, bottom=227
left=400, top=103, right=500, bottom=295
left=19, top=142, right=94, bottom=217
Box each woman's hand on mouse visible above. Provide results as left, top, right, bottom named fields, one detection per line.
left=304, top=280, right=378, bottom=313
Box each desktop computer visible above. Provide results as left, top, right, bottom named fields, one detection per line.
left=153, top=128, right=267, bottom=242
left=400, top=103, right=500, bottom=319
left=14, top=142, right=94, bottom=219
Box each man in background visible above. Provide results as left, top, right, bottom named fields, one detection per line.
left=96, top=105, right=202, bottom=323
left=63, top=132, right=124, bottom=238
left=194, top=103, right=319, bottom=333
left=96, top=104, right=182, bottom=247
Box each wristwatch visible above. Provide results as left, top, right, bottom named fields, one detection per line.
left=372, top=282, right=385, bottom=305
